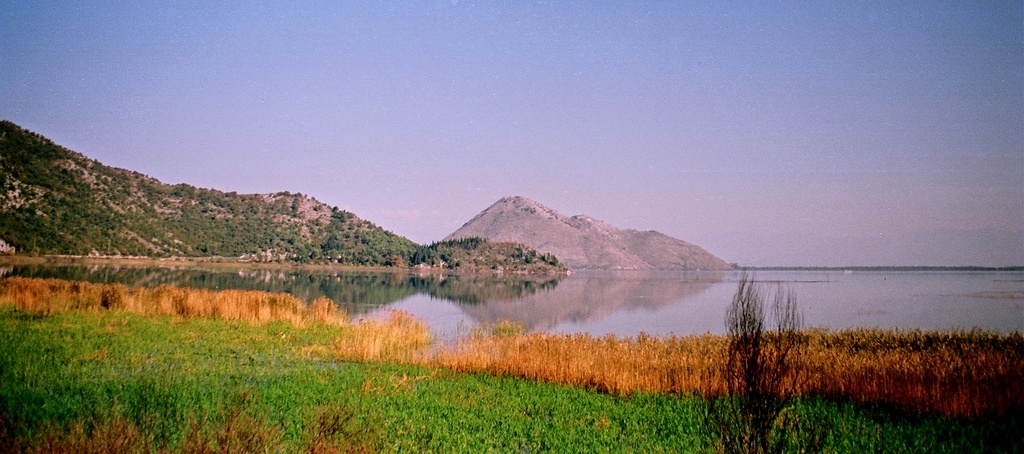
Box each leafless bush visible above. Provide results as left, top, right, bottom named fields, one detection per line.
left=707, top=273, right=813, bottom=454
left=305, top=403, right=378, bottom=454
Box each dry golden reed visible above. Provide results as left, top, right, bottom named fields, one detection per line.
left=801, top=328, right=1024, bottom=418
left=0, top=277, right=348, bottom=326
left=423, top=326, right=1023, bottom=418
left=334, top=310, right=432, bottom=363
left=432, top=328, right=725, bottom=395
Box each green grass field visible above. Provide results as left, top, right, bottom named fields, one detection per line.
left=1, top=306, right=1019, bottom=452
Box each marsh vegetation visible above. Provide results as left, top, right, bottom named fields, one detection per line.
left=1, top=276, right=1021, bottom=451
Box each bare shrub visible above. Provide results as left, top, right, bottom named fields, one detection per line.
left=305, top=404, right=379, bottom=454
left=100, top=284, right=127, bottom=310
left=706, top=273, right=811, bottom=454
left=20, top=416, right=146, bottom=454
left=180, top=393, right=282, bottom=454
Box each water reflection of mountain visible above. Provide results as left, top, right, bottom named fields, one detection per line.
left=7, top=264, right=566, bottom=314
left=6, top=265, right=720, bottom=326
left=410, top=275, right=561, bottom=305
left=456, top=271, right=723, bottom=332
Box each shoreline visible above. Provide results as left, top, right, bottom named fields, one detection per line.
left=0, top=254, right=571, bottom=277
left=0, top=254, right=400, bottom=273
left=739, top=265, right=1024, bottom=272
left=6, top=255, right=1018, bottom=273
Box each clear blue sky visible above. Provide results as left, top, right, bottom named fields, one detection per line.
left=2, top=1, right=1021, bottom=266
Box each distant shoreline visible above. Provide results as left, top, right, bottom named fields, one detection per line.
left=2, top=255, right=1020, bottom=274
left=0, top=254, right=570, bottom=277
left=737, top=265, right=1024, bottom=272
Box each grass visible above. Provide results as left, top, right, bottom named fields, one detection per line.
left=1, top=277, right=1022, bottom=451
left=0, top=307, right=716, bottom=452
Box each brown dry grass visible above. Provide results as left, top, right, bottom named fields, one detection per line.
left=334, top=310, right=432, bottom=362
left=802, top=329, right=1024, bottom=418
left=0, top=277, right=348, bottom=326
left=423, top=327, right=1023, bottom=418
left=431, top=327, right=725, bottom=395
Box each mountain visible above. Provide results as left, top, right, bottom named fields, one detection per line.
left=445, top=196, right=732, bottom=270
left=0, top=120, right=420, bottom=264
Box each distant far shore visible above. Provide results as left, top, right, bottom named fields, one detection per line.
left=2, top=255, right=1019, bottom=274
left=737, top=265, right=1024, bottom=272
left=0, top=254, right=569, bottom=277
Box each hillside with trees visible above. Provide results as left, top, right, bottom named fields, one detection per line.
left=409, top=237, right=566, bottom=274
left=0, top=121, right=485, bottom=268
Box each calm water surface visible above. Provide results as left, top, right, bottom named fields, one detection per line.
left=3, top=265, right=1021, bottom=337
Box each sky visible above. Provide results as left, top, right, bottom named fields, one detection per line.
left=2, top=1, right=1021, bottom=266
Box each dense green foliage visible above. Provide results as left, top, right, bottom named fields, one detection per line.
left=0, top=307, right=1019, bottom=452
left=410, top=237, right=566, bottom=274
left=0, top=121, right=417, bottom=265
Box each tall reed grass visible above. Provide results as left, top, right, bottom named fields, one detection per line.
left=421, top=326, right=1023, bottom=418
left=334, top=310, right=432, bottom=362
left=431, top=326, right=725, bottom=395
left=803, top=328, right=1024, bottom=418
left=0, top=277, right=347, bottom=326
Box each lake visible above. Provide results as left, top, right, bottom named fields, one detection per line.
left=3, top=264, right=1021, bottom=338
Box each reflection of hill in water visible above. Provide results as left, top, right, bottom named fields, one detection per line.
left=8, top=265, right=719, bottom=325
left=8, top=265, right=417, bottom=312
left=457, top=271, right=723, bottom=332
left=410, top=275, right=561, bottom=305
left=9, top=264, right=564, bottom=314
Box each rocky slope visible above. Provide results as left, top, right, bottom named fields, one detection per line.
left=445, top=196, right=731, bottom=270
left=0, top=120, right=418, bottom=264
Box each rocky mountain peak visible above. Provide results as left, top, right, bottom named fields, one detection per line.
left=446, top=196, right=731, bottom=271
left=490, top=196, right=562, bottom=219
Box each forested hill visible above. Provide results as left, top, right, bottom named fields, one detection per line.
left=0, top=120, right=417, bottom=265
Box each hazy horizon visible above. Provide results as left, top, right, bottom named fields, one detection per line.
left=2, top=2, right=1021, bottom=267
